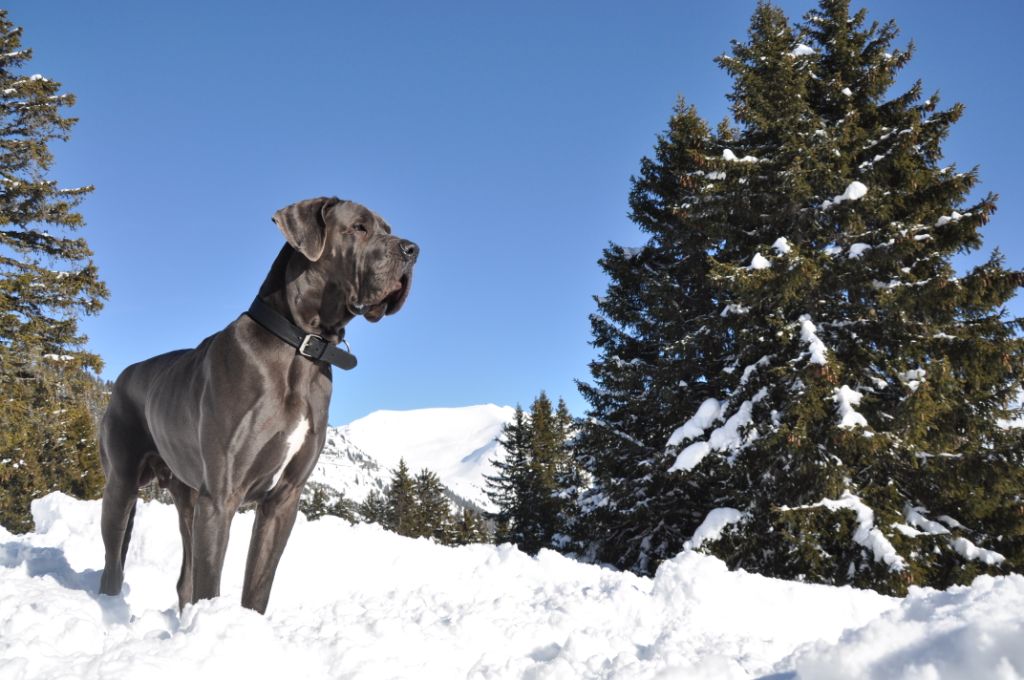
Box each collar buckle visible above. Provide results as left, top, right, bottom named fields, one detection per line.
left=298, top=333, right=326, bottom=359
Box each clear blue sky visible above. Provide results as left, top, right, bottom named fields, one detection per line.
left=10, top=1, right=1024, bottom=425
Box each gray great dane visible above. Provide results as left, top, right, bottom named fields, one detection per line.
left=98, top=197, right=417, bottom=613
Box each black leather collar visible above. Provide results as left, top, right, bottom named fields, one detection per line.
left=245, top=297, right=357, bottom=371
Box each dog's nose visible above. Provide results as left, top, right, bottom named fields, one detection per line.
left=399, top=239, right=419, bottom=261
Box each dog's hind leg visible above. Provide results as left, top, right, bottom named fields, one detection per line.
left=166, top=476, right=197, bottom=611
left=99, top=470, right=139, bottom=596
left=98, top=396, right=152, bottom=597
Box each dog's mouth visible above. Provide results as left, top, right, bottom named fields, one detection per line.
left=349, top=273, right=412, bottom=323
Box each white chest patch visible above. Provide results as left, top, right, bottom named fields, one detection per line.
left=271, top=416, right=309, bottom=489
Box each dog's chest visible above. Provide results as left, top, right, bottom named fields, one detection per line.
left=270, top=416, right=310, bottom=489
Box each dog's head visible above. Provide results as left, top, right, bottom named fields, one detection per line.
left=272, top=197, right=417, bottom=330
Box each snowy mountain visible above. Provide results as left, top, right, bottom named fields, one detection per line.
left=305, top=428, right=388, bottom=504
left=316, top=404, right=515, bottom=510
left=3, top=493, right=1022, bottom=679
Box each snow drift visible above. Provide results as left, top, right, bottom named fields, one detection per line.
left=1, top=494, right=1022, bottom=679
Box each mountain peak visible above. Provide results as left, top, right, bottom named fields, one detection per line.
left=314, top=404, right=515, bottom=509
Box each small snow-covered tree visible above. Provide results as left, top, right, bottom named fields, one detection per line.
left=577, top=0, right=1024, bottom=594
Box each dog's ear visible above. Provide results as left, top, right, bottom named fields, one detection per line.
left=272, top=197, right=341, bottom=261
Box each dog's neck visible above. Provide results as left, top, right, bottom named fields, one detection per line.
left=257, top=244, right=355, bottom=345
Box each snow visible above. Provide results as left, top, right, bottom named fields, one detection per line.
left=951, top=537, right=1006, bottom=566
left=839, top=181, right=869, bottom=202
left=686, top=508, right=745, bottom=550
left=669, top=440, right=712, bottom=472
left=721, top=303, right=749, bottom=316
left=739, top=355, right=770, bottom=386
left=668, top=390, right=765, bottom=473
left=785, top=491, right=906, bottom=571
left=722, top=149, right=758, bottom=163
left=848, top=243, right=871, bottom=259
left=772, top=237, right=792, bottom=254
left=822, top=181, right=869, bottom=208
left=833, top=385, right=868, bottom=429
left=305, top=429, right=387, bottom=503
left=749, top=252, right=771, bottom=270
left=666, top=397, right=723, bottom=447
left=898, top=369, right=926, bottom=392
left=790, top=43, right=816, bottom=57
left=3, top=494, right=1021, bottom=679
left=841, top=87, right=853, bottom=97
left=338, top=404, right=515, bottom=509
left=799, top=315, right=828, bottom=365
left=783, top=575, right=1024, bottom=679
left=904, top=505, right=949, bottom=535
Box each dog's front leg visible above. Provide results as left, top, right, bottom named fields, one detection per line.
left=240, top=484, right=303, bottom=614
left=190, top=492, right=237, bottom=604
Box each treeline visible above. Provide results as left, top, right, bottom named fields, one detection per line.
left=300, top=460, right=490, bottom=547
left=484, top=392, right=582, bottom=555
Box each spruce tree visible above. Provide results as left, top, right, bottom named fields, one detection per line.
left=450, top=507, right=490, bottom=546
left=0, top=12, right=107, bottom=532
left=300, top=483, right=332, bottom=521
left=359, top=488, right=389, bottom=526
left=300, top=482, right=358, bottom=522
left=551, top=397, right=583, bottom=549
left=385, top=459, right=416, bottom=536
left=573, top=96, right=727, bottom=572
left=485, top=393, right=580, bottom=554
left=577, top=0, right=1024, bottom=594
left=525, top=391, right=561, bottom=549
left=484, top=405, right=532, bottom=545
left=412, top=468, right=452, bottom=542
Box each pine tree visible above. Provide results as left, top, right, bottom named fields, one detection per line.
left=572, top=96, right=727, bottom=572
left=359, top=488, right=389, bottom=526
left=412, top=468, right=452, bottom=542
left=577, top=0, right=1024, bottom=594
left=300, top=483, right=332, bottom=521
left=300, top=481, right=358, bottom=523
left=385, top=458, right=417, bottom=536
left=485, top=393, right=580, bottom=554
left=484, top=405, right=532, bottom=545
left=526, top=391, right=561, bottom=549
left=0, top=12, right=108, bottom=532
left=551, top=397, right=583, bottom=550
left=450, top=507, right=490, bottom=546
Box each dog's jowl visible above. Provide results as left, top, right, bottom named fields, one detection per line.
left=98, top=197, right=418, bottom=613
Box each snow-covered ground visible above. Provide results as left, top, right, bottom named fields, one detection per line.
left=2, top=494, right=1022, bottom=679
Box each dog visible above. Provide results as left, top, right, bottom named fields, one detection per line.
left=98, top=197, right=417, bottom=613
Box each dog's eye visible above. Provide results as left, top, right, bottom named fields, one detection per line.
left=354, top=223, right=368, bottom=233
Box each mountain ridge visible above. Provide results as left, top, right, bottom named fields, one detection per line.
left=308, top=404, right=515, bottom=511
